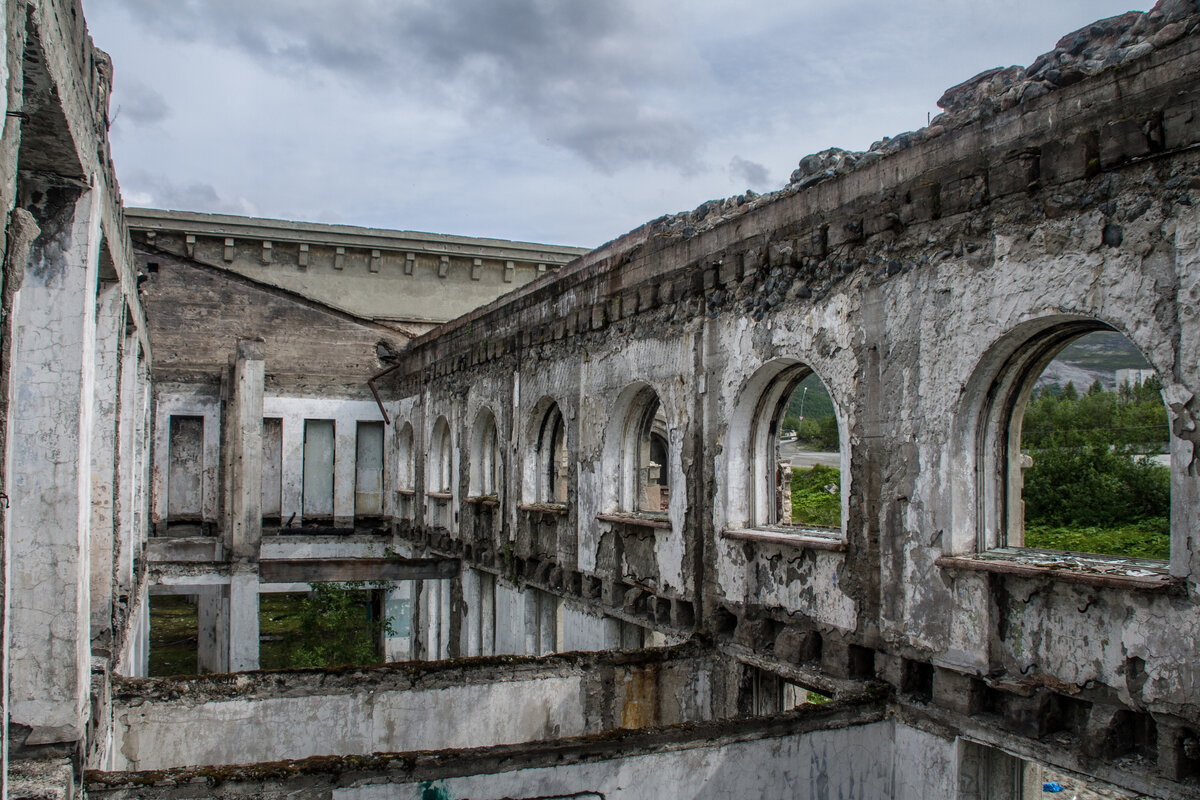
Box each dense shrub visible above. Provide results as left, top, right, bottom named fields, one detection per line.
left=1019, top=378, right=1170, bottom=556
left=790, top=465, right=841, bottom=528
left=1022, top=445, right=1170, bottom=528
left=289, top=582, right=392, bottom=668
left=797, top=415, right=839, bottom=451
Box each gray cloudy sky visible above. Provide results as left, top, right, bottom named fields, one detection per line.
left=83, top=0, right=1147, bottom=248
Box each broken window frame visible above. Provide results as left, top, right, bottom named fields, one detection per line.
left=535, top=403, right=568, bottom=506
left=617, top=386, right=670, bottom=516
left=396, top=421, right=415, bottom=493
left=748, top=363, right=845, bottom=536
left=972, top=319, right=1173, bottom=571
left=468, top=408, right=502, bottom=500
left=427, top=416, right=454, bottom=496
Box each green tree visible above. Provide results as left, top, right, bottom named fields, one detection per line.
left=1022, top=445, right=1169, bottom=528
left=289, top=582, right=394, bottom=668
left=1020, top=380, right=1170, bottom=546
left=797, top=415, right=839, bottom=451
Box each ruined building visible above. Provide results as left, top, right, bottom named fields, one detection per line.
left=0, top=0, right=1199, bottom=797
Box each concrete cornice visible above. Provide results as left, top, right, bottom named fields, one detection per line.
left=125, top=208, right=589, bottom=265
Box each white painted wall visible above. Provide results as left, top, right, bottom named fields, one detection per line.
left=339, top=721, right=923, bottom=800
left=110, top=675, right=586, bottom=770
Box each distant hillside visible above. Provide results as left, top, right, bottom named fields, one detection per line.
left=787, top=373, right=834, bottom=419
left=784, top=331, right=1152, bottom=415
left=1035, top=330, right=1152, bottom=391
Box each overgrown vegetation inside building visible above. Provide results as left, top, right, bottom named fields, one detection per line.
left=1021, top=332, right=1171, bottom=559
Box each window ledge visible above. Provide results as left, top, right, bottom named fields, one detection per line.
left=597, top=513, right=672, bottom=531
left=936, top=550, right=1178, bottom=592
left=518, top=503, right=569, bottom=516
left=466, top=495, right=500, bottom=507
left=426, top=492, right=453, bottom=501
left=723, top=528, right=847, bottom=551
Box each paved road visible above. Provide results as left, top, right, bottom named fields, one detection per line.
left=780, top=443, right=840, bottom=468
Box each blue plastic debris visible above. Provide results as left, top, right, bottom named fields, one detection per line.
left=1043, top=783, right=1065, bottom=793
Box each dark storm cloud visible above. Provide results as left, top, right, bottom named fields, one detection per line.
left=728, top=156, right=769, bottom=189
left=114, top=77, right=168, bottom=126
left=105, top=0, right=702, bottom=172
left=124, top=174, right=252, bottom=216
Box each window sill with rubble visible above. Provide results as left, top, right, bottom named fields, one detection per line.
left=597, top=512, right=672, bottom=531
left=936, top=548, right=1178, bottom=592
left=518, top=502, right=569, bottom=516
left=466, top=495, right=500, bottom=507
left=722, top=526, right=847, bottom=552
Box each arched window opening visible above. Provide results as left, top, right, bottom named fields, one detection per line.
left=1003, top=328, right=1170, bottom=561
left=536, top=404, right=568, bottom=505
left=428, top=416, right=453, bottom=495
left=620, top=389, right=670, bottom=514
left=469, top=409, right=501, bottom=498
left=751, top=366, right=843, bottom=532
left=396, top=422, right=415, bottom=492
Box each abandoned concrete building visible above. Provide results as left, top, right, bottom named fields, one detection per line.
left=1, top=0, right=1199, bottom=797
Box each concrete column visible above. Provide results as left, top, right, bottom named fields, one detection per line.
left=420, top=580, right=438, bottom=659
left=133, top=359, right=151, bottom=567
left=6, top=184, right=102, bottom=747
left=439, top=579, right=451, bottom=659
left=202, top=408, right=221, bottom=526
left=117, top=585, right=147, bottom=678
left=227, top=571, right=260, bottom=671
left=382, top=584, right=412, bottom=662
left=538, top=592, right=557, bottom=655
left=229, top=340, right=264, bottom=559
left=603, top=617, right=622, bottom=649
left=114, top=332, right=139, bottom=598
left=480, top=573, right=495, bottom=656
left=280, top=412, right=304, bottom=526
left=461, top=569, right=481, bottom=657
left=333, top=416, right=355, bottom=527
left=89, top=281, right=124, bottom=648
left=137, top=594, right=150, bottom=677
left=523, top=590, right=540, bottom=656
left=197, top=586, right=229, bottom=673
left=222, top=342, right=263, bottom=672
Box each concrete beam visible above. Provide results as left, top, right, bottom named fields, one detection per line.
left=258, top=558, right=460, bottom=584
left=148, top=558, right=459, bottom=587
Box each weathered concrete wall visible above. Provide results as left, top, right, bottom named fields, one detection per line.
left=150, top=393, right=396, bottom=531
left=127, top=209, right=588, bottom=325
left=378, top=16, right=1200, bottom=794
left=89, top=706, right=969, bottom=800
left=108, top=646, right=731, bottom=771
left=0, top=4, right=153, bottom=789
left=90, top=281, right=126, bottom=646
left=137, top=246, right=404, bottom=391
left=347, top=721, right=903, bottom=800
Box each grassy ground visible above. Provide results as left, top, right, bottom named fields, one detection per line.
left=258, top=593, right=309, bottom=670
left=1024, top=517, right=1170, bottom=560
left=149, top=592, right=378, bottom=675
left=790, top=465, right=841, bottom=528
left=148, top=596, right=198, bottom=677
